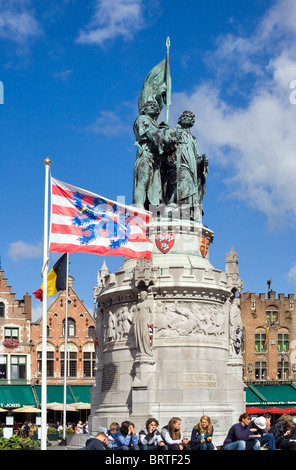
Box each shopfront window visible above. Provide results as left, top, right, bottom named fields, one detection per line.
left=10, top=356, right=26, bottom=381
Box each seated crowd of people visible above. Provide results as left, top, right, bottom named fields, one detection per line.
left=80, top=412, right=296, bottom=450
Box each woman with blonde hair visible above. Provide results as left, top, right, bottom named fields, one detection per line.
left=161, top=417, right=191, bottom=450
left=190, top=415, right=214, bottom=450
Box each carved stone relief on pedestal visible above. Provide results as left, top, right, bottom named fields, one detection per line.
left=154, top=300, right=226, bottom=339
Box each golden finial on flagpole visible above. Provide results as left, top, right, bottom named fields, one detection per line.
left=44, top=157, right=51, bottom=166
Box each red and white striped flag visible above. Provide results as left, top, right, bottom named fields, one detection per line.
left=49, top=177, right=153, bottom=260
left=149, top=324, right=153, bottom=347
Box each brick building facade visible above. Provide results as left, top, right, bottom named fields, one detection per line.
left=0, top=270, right=32, bottom=385
left=241, top=288, right=295, bottom=383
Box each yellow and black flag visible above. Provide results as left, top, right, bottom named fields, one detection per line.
left=33, top=254, right=67, bottom=301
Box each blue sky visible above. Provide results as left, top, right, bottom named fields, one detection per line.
left=1, top=0, right=296, bottom=320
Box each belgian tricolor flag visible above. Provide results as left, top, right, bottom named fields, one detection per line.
left=33, top=254, right=67, bottom=301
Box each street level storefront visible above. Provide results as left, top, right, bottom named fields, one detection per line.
left=246, top=381, right=296, bottom=414
left=0, top=385, right=36, bottom=409
left=34, top=384, right=91, bottom=405
left=0, top=384, right=91, bottom=409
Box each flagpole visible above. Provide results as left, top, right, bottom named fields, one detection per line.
left=63, top=253, right=69, bottom=440
left=165, top=36, right=171, bottom=126
left=41, top=157, right=51, bottom=450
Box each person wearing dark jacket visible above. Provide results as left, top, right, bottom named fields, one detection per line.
left=223, top=413, right=260, bottom=450
left=80, top=432, right=108, bottom=450
left=270, top=415, right=296, bottom=450
left=251, top=416, right=276, bottom=450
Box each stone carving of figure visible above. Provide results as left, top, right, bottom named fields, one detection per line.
left=205, top=305, right=225, bottom=336
left=164, top=111, right=208, bottom=220
left=133, top=289, right=153, bottom=357
left=154, top=301, right=225, bottom=339
left=118, top=306, right=133, bottom=340
left=229, top=297, right=244, bottom=355
left=166, top=302, right=195, bottom=336
left=106, top=310, right=116, bottom=342
left=132, top=100, right=176, bottom=210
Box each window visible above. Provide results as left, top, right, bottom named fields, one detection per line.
left=278, top=359, right=289, bottom=379
left=11, top=356, right=26, bottom=381
left=0, top=302, right=5, bottom=318
left=0, top=355, right=7, bottom=380
left=83, top=352, right=96, bottom=377
left=255, top=361, right=267, bottom=380
left=88, top=326, right=95, bottom=338
left=37, top=350, right=55, bottom=377
left=266, top=309, right=278, bottom=323
left=255, top=333, right=266, bottom=352
left=62, top=318, right=76, bottom=337
left=47, top=352, right=54, bottom=377
left=61, top=351, right=77, bottom=377
left=278, top=333, right=289, bottom=352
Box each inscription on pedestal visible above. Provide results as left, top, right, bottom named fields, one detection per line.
left=178, top=373, right=217, bottom=389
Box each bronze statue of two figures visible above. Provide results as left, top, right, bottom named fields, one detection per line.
left=132, top=45, right=208, bottom=223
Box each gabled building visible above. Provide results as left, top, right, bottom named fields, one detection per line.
left=31, top=275, right=96, bottom=390
left=0, top=270, right=32, bottom=383
left=0, top=269, right=96, bottom=410
left=0, top=269, right=36, bottom=408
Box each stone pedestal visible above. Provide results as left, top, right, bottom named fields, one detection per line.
left=89, top=218, right=245, bottom=445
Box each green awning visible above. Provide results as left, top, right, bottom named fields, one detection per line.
left=69, top=386, right=91, bottom=403
left=0, top=385, right=37, bottom=408
left=246, top=386, right=264, bottom=404
left=35, top=385, right=74, bottom=405
left=34, top=385, right=91, bottom=405
left=246, top=384, right=296, bottom=406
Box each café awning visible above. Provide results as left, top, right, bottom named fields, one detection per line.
left=246, top=383, right=296, bottom=408
left=0, top=384, right=91, bottom=409
left=34, top=384, right=91, bottom=406
left=0, top=385, right=37, bottom=409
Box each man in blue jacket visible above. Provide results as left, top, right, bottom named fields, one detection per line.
left=223, top=413, right=261, bottom=450
left=112, top=421, right=140, bottom=450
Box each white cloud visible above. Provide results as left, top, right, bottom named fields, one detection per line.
left=170, top=0, right=296, bottom=228
left=8, top=241, right=43, bottom=261
left=0, top=1, right=42, bottom=44
left=53, top=68, right=73, bottom=82
left=77, top=0, right=146, bottom=45
left=208, top=0, right=296, bottom=79
left=85, top=110, right=131, bottom=135
left=287, top=264, right=296, bottom=285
